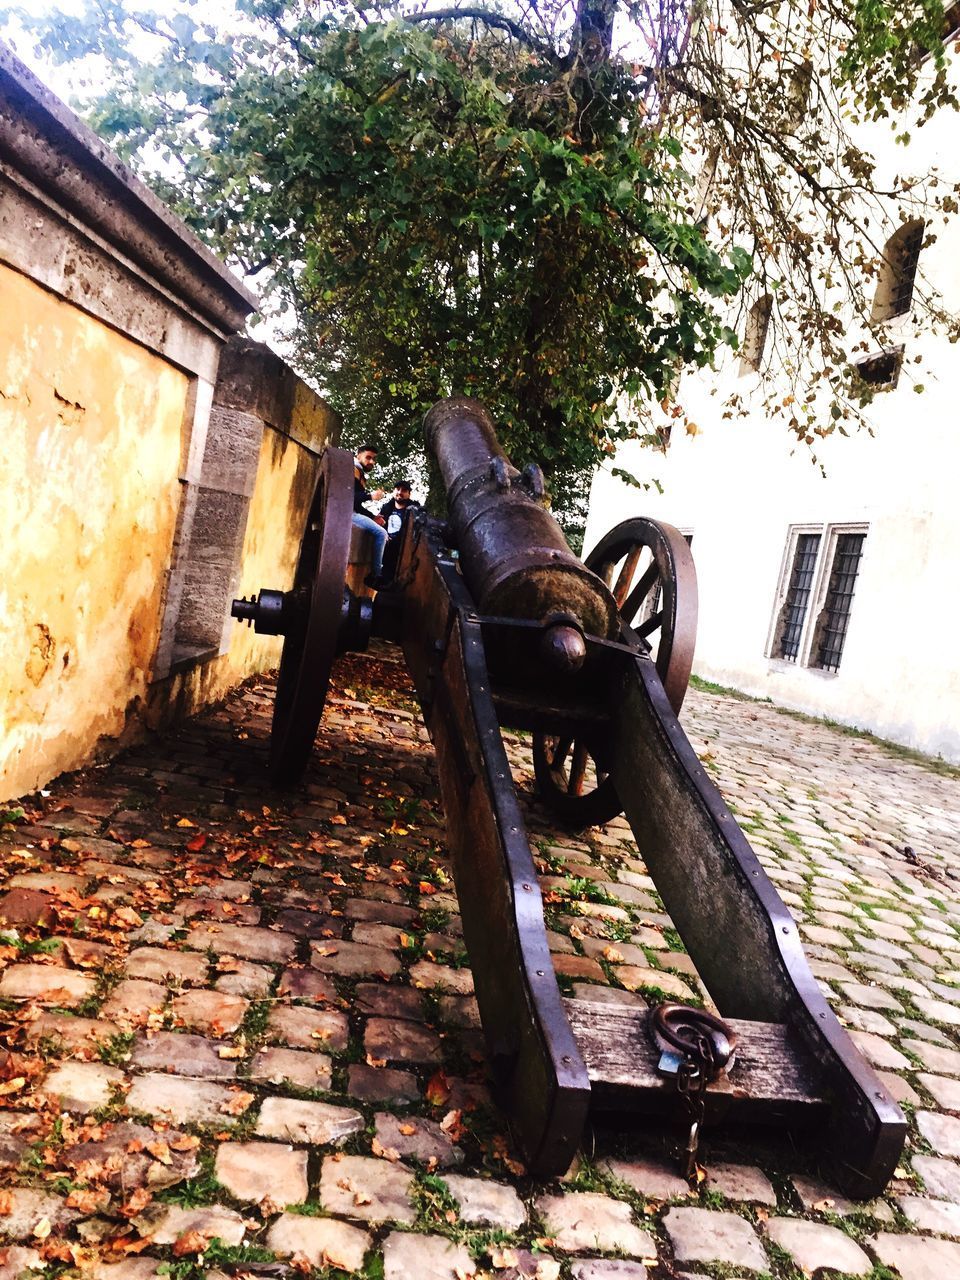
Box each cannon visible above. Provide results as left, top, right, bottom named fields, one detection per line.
left=231, top=397, right=905, bottom=1196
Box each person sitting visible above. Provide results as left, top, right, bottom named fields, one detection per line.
left=352, top=444, right=387, bottom=586
left=378, top=480, right=421, bottom=581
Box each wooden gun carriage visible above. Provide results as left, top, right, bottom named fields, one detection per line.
left=231, top=397, right=905, bottom=1196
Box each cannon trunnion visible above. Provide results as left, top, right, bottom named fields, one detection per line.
left=232, top=397, right=905, bottom=1197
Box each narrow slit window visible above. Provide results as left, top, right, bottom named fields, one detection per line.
left=775, top=533, right=821, bottom=661
left=813, top=533, right=866, bottom=672
left=740, top=294, right=773, bottom=373
left=854, top=346, right=903, bottom=390
left=872, top=221, right=924, bottom=322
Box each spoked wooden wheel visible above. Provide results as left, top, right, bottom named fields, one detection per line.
left=270, top=447, right=354, bottom=782
left=533, top=517, right=698, bottom=828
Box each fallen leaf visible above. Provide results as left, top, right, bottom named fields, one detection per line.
left=440, top=1109, right=466, bottom=1141
left=365, top=1053, right=387, bottom=1069
left=32, top=1218, right=52, bottom=1240
left=172, top=1230, right=210, bottom=1256
left=489, top=1246, right=519, bottom=1268
left=65, top=1188, right=110, bottom=1214
left=220, top=1090, right=255, bottom=1115
left=175, top=818, right=196, bottom=829
left=121, top=1188, right=153, bottom=1217
left=425, top=1069, right=451, bottom=1107
left=371, top=1137, right=400, bottom=1162
left=398, top=1123, right=416, bottom=1136
left=168, top=1134, right=201, bottom=1152
left=0, top=1077, right=27, bottom=1096
left=185, top=834, right=208, bottom=853
left=146, top=1140, right=171, bottom=1166
left=112, top=907, right=143, bottom=928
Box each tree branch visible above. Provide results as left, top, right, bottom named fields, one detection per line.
left=402, top=7, right=554, bottom=56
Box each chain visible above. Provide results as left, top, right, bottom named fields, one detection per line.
left=651, top=1006, right=737, bottom=1187
left=675, top=1030, right=714, bottom=1183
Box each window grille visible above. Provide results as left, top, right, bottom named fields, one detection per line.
left=776, top=533, right=821, bottom=661
left=740, top=294, right=773, bottom=374
left=646, top=533, right=692, bottom=622
left=813, top=533, right=865, bottom=672
left=872, top=221, right=924, bottom=322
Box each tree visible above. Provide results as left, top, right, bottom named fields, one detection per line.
left=9, top=0, right=958, bottom=528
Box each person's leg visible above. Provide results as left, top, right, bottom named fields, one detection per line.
left=352, top=512, right=387, bottom=575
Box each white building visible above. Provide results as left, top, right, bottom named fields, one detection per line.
left=585, top=54, right=960, bottom=764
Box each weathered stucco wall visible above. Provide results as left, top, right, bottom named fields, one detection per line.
left=0, top=264, right=189, bottom=796
left=0, top=46, right=348, bottom=802
left=148, top=396, right=336, bottom=726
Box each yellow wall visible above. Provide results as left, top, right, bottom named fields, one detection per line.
left=0, top=266, right=188, bottom=796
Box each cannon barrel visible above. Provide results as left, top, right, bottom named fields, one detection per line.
left=424, top=397, right=618, bottom=645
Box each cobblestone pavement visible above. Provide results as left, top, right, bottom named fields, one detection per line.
left=2, top=644, right=960, bottom=1280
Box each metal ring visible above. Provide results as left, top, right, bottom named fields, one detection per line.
left=650, top=1002, right=738, bottom=1080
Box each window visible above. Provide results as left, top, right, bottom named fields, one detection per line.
left=642, top=532, right=693, bottom=627
left=853, top=345, right=904, bottom=391
left=740, top=294, right=773, bottom=374
left=872, top=220, right=924, bottom=322
left=693, top=146, right=719, bottom=219
left=768, top=525, right=868, bottom=673
left=774, top=532, right=821, bottom=660
left=781, top=59, right=813, bottom=131
left=811, top=533, right=866, bottom=672
left=915, top=2, right=960, bottom=59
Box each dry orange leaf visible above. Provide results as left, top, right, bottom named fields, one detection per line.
left=220, top=1090, right=255, bottom=1115
left=65, top=1188, right=109, bottom=1214
left=121, top=1188, right=154, bottom=1217
left=175, top=818, right=196, bottom=829
left=146, top=1140, right=172, bottom=1165
left=425, top=1070, right=451, bottom=1107
left=172, top=1230, right=210, bottom=1256
left=168, top=1135, right=200, bottom=1152
left=371, top=1137, right=400, bottom=1163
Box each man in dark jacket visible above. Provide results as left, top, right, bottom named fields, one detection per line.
left=378, top=481, right=420, bottom=581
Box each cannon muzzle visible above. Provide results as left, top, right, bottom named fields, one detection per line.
left=424, top=397, right=618, bottom=640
